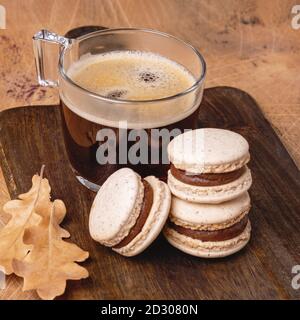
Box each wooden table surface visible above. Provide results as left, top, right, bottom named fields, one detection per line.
left=0, top=0, right=299, bottom=300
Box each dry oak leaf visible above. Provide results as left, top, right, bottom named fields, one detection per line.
left=0, top=174, right=51, bottom=274
left=13, top=199, right=89, bottom=300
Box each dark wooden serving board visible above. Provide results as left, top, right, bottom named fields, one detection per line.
left=1, top=87, right=300, bottom=300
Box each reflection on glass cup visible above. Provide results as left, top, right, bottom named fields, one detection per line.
left=33, top=28, right=206, bottom=191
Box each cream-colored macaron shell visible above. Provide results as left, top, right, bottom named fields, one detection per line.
left=164, top=221, right=251, bottom=258
left=170, top=192, right=251, bottom=231
left=168, top=166, right=252, bottom=204
left=168, top=128, right=250, bottom=173
left=89, top=168, right=144, bottom=247
left=113, top=176, right=171, bottom=257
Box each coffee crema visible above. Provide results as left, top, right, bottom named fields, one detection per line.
left=67, top=50, right=195, bottom=101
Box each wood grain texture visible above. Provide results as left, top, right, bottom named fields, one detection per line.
left=0, top=0, right=299, bottom=300
left=0, top=87, right=299, bottom=300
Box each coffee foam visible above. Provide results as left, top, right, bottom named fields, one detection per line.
left=62, top=51, right=201, bottom=128
left=67, top=51, right=195, bottom=101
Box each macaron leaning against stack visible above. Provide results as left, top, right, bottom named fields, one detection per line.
left=164, top=193, right=251, bottom=258
left=167, top=128, right=252, bottom=204
left=89, top=168, right=171, bottom=257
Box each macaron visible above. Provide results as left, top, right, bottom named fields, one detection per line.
left=163, top=192, right=251, bottom=258
left=167, top=128, right=252, bottom=204
left=89, top=168, right=171, bottom=257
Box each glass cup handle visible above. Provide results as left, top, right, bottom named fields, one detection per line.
left=32, top=30, right=73, bottom=87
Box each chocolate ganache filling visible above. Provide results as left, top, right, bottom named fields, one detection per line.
left=113, top=180, right=154, bottom=249
left=170, top=164, right=246, bottom=186
left=169, top=215, right=248, bottom=242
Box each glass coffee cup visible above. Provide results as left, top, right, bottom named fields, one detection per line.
left=33, top=28, right=206, bottom=191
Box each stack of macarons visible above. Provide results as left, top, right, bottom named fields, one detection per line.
left=88, top=128, right=252, bottom=258
left=164, top=128, right=252, bottom=257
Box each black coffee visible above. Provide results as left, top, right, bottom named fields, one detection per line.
left=61, top=50, right=200, bottom=187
